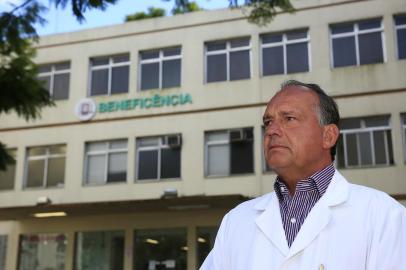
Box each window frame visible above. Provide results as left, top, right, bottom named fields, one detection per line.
left=88, top=54, right=130, bottom=96
left=394, top=14, right=406, bottom=60
left=37, top=62, right=70, bottom=100
left=135, top=135, right=182, bottom=181
left=401, top=113, right=406, bottom=162
left=84, top=140, right=128, bottom=185
left=339, top=117, right=392, bottom=168
left=260, top=29, right=311, bottom=76
left=329, top=19, right=386, bottom=68
left=23, top=145, right=66, bottom=189
left=204, top=38, right=252, bottom=83
left=204, top=128, right=254, bottom=177
left=138, top=47, right=182, bottom=91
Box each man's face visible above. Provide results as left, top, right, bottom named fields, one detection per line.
left=263, top=86, right=331, bottom=177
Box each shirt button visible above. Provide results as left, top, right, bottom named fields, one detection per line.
left=290, top=218, right=297, bottom=224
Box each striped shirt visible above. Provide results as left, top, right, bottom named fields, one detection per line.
left=274, top=163, right=335, bottom=247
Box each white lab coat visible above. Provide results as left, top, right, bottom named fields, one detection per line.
left=201, top=171, right=406, bottom=270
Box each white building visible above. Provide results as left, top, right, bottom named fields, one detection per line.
left=0, top=0, right=405, bottom=268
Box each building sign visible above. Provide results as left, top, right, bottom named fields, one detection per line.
left=98, top=93, right=192, bottom=113
left=75, top=98, right=97, bottom=121
left=75, top=93, right=192, bottom=120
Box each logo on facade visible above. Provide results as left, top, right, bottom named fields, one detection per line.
left=75, top=98, right=97, bottom=121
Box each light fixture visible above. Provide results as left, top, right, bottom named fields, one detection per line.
left=36, top=196, right=52, bottom=205
left=33, top=212, right=67, bottom=218
left=161, top=188, right=178, bottom=199
left=198, top=237, right=207, bottom=243
left=181, top=246, right=188, bottom=251
left=145, top=238, right=159, bottom=245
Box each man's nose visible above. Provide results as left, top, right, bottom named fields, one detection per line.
left=265, top=121, right=282, bottom=136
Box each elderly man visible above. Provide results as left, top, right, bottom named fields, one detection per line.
left=200, top=80, right=406, bottom=270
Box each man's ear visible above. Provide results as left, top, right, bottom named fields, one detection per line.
left=322, top=124, right=340, bottom=149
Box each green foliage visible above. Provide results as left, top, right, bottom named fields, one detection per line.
left=172, top=1, right=203, bottom=14
left=53, top=0, right=119, bottom=22
left=229, top=0, right=294, bottom=25
left=125, top=7, right=166, bottom=22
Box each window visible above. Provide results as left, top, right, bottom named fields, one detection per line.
left=24, top=145, right=66, bottom=188
left=395, top=15, right=406, bottom=59
left=84, top=140, right=127, bottom=185
left=0, top=235, right=7, bottom=270
left=133, top=228, right=187, bottom=270
left=136, top=135, right=181, bottom=180
left=401, top=113, right=406, bottom=161
left=37, top=62, right=70, bottom=100
left=330, top=19, right=384, bottom=67
left=139, top=47, right=181, bottom=90
left=0, top=149, right=16, bottom=190
left=89, top=54, right=129, bottom=96
left=261, top=30, right=309, bottom=75
left=337, top=116, right=394, bottom=168
left=197, top=227, right=218, bottom=269
left=18, top=233, right=67, bottom=270
left=205, top=38, right=251, bottom=83
left=74, top=231, right=124, bottom=270
left=205, top=128, right=254, bottom=177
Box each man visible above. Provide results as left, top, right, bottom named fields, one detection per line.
left=200, top=80, right=406, bottom=270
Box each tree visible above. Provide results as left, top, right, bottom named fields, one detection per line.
left=125, top=7, right=166, bottom=22
left=0, top=0, right=294, bottom=170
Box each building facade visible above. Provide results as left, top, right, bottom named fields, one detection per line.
left=0, top=0, right=406, bottom=268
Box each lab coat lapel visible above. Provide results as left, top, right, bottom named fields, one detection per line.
left=255, top=193, right=290, bottom=256
left=287, top=171, right=349, bottom=259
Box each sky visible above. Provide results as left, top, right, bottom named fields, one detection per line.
left=0, top=0, right=228, bottom=36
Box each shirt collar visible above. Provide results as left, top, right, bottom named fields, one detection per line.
left=274, top=163, right=335, bottom=198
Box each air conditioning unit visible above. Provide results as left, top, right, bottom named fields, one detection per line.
left=230, top=128, right=253, bottom=142
left=165, top=134, right=182, bottom=148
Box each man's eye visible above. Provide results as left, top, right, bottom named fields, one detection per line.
left=286, top=116, right=295, bottom=121
left=263, top=119, right=271, bottom=126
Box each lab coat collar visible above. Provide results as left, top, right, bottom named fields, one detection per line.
left=254, top=170, right=349, bottom=258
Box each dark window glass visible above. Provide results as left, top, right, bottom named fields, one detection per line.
left=111, top=66, right=129, bottom=94
left=162, top=59, right=181, bottom=88
left=197, top=227, right=218, bottom=269
left=74, top=231, right=124, bottom=270
left=229, top=50, right=250, bottom=80
left=141, top=63, right=159, bottom=90
left=395, top=15, right=406, bottom=25
left=90, top=69, right=109, bottom=96
left=230, top=140, right=253, bottom=174
left=263, top=46, right=284, bottom=75
left=230, top=38, right=249, bottom=48
left=138, top=150, right=158, bottom=180
left=359, top=132, right=373, bottom=165
left=38, top=65, right=51, bottom=73
left=38, top=75, right=51, bottom=92
left=55, top=62, right=70, bottom=70
left=107, top=153, right=127, bottom=183
left=0, top=151, right=15, bottom=190
left=141, top=51, right=159, bottom=60
left=207, top=42, right=226, bottom=51
left=163, top=47, right=181, bottom=56
left=397, top=28, right=406, bottom=59
left=346, top=134, right=358, bottom=166
left=53, top=73, right=70, bottom=100
left=161, top=148, right=181, bottom=178
left=387, top=130, right=394, bottom=164
left=287, top=31, right=307, bottom=40
left=358, top=19, right=381, bottom=30
left=340, top=118, right=361, bottom=129
left=207, top=54, right=227, bottom=82
left=47, top=157, right=65, bottom=187
left=373, top=130, right=387, bottom=165
left=133, top=228, right=187, bottom=270
left=26, top=160, right=45, bottom=188
left=332, top=36, right=357, bottom=67
left=331, top=23, right=354, bottom=34
left=364, top=115, right=389, bottom=127
left=113, top=54, right=129, bottom=63
left=286, top=42, right=309, bottom=73
left=92, top=57, right=109, bottom=66
left=262, top=34, right=283, bottom=44
left=359, top=32, right=383, bottom=65
left=337, top=134, right=345, bottom=168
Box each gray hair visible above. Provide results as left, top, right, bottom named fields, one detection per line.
left=279, top=80, right=340, bottom=160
